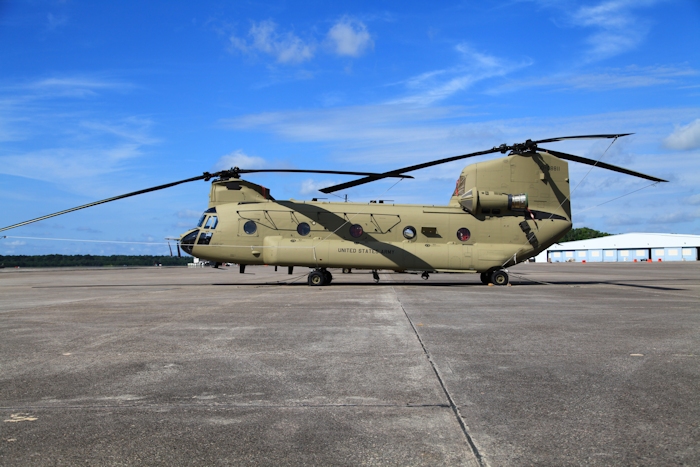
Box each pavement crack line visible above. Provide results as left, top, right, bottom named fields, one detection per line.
left=0, top=402, right=451, bottom=410
left=391, top=286, right=488, bottom=467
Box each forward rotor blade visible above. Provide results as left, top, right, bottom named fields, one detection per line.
left=532, top=134, right=633, bottom=145
left=237, top=169, right=413, bottom=178
left=540, top=147, right=667, bottom=183
left=320, top=147, right=502, bottom=193
left=0, top=174, right=210, bottom=232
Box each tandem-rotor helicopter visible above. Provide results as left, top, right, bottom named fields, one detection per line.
left=1, top=134, right=666, bottom=286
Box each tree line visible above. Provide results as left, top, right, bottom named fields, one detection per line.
left=560, top=227, right=611, bottom=242
left=0, top=255, right=191, bottom=268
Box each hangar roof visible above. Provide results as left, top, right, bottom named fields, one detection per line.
left=547, top=233, right=700, bottom=251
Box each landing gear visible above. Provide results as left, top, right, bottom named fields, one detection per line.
left=342, top=268, right=352, bottom=274
left=421, top=271, right=430, bottom=280
left=480, top=272, right=489, bottom=284
left=323, top=269, right=333, bottom=285
left=308, top=268, right=332, bottom=286
left=308, top=270, right=325, bottom=286
left=491, top=269, right=509, bottom=286
left=372, top=270, right=380, bottom=282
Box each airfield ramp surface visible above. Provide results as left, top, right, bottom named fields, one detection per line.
left=1, top=263, right=698, bottom=466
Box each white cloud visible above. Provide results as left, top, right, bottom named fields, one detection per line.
left=0, top=145, right=142, bottom=182
left=390, top=44, right=531, bottom=106
left=176, top=209, right=202, bottom=219
left=570, top=0, right=660, bottom=62
left=79, top=118, right=159, bottom=146
left=326, top=18, right=373, bottom=57
left=26, top=76, right=130, bottom=98
left=664, top=119, right=700, bottom=150
left=229, top=20, right=314, bottom=64
left=228, top=17, right=375, bottom=65
left=46, top=13, right=68, bottom=31
left=300, top=178, right=336, bottom=194
left=0, top=75, right=156, bottom=198
left=214, top=149, right=267, bottom=170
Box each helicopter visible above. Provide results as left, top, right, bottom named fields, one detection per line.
left=1, top=134, right=666, bottom=286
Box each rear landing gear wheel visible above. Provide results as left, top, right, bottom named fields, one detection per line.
left=491, top=269, right=509, bottom=286
left=421, top=271, right=430, bottom=280
left=308, top=270, right=325, bottom=286
left=323, top=270, right=333, bottom=285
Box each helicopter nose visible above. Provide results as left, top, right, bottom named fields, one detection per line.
left=180, top=229, right=199, bottom=255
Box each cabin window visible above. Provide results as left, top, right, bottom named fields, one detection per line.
left=456, top=228, right=471, bottom=242
left=403, top=226, right=417, bottom=239
left=349, top=224, right=363, bottom=238
left=297, top=222, right=311, bottom=236
left=243, top=220, right=257, bottom=235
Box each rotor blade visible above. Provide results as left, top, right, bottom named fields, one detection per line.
left=0, top=173, right=211, bottom=232
left=237, top=169, right=413, bottom=178
left=540, top=147, right=667, bottom=182
left=320, top=146, right=502, bottom=193
left=532, top=133, right=633, bottom=145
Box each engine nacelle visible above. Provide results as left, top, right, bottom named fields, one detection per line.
left=459, top=188, right=528, bottom=215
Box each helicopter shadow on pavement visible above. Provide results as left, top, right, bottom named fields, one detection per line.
left=210, top=276, right=685, bottom=290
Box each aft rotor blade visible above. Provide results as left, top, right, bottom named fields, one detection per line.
left=320, top=147, right=502, bottom=193
left=532, top=134, right=633, bottom=145
left=0, top=174, right=210, bottom=232
left=540, top=147, right=667, bottom=183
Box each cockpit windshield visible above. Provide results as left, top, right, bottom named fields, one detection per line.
left=197, top=207, right=217, bottom=227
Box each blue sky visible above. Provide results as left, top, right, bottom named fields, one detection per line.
left=1, top=0, right=699, bottom=255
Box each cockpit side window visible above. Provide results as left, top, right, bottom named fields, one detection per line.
left=204, top=216, right=218, bottom=229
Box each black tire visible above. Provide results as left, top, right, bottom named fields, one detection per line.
left=308, top=270, right=325, bottom=286
left=491, top=270, right=509, bottom=286
left=323, top=270, right=333, bottom=285
left=480, top=272, right=489, bottom=284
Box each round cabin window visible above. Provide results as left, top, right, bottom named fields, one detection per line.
left=297, top=222, right=311, bottom=236
left=456, top=227, right=471, bottom=242
left=243, top=220, right=257, bottom=235
left=349, top=224, right=363, bottom=238
left=403, top=226, right=417, bottom=239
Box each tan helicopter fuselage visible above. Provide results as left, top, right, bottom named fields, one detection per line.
left=180, top=151, right=572, bottom=274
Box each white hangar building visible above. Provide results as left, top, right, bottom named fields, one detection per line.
left=534, top=233, right=700, bottom=263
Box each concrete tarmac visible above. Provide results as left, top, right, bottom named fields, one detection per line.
left=1, top=262, right=698, bottom=466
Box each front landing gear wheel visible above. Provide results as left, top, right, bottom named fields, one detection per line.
left=480, top=272, right=490, bottom=284
left=491, top=269, right=509, bottom=286
left=308, top=270, right=325, bottom=286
